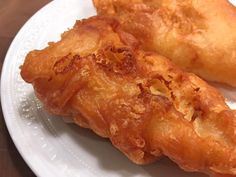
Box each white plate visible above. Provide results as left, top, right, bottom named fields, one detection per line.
left=1, top=0, right=236, bottom=177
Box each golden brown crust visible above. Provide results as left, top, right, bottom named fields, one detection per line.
left=21, top=16, right=236, bottom=176
left=93, top=0, right=236, bottom=86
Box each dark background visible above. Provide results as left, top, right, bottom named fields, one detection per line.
left=0, top=1, right=51, bottom=176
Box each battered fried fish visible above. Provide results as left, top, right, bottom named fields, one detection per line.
left=21, top=16, right=236, bottom=177
left=93, top=0, right=236, bottom=87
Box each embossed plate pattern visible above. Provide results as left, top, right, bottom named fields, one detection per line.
left=1, top=0, right=236, bottom=177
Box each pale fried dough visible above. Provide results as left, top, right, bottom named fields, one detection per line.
left=93, top=0, right=236, bottom=86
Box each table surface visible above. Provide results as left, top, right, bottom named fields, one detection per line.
left=0, top=1, right=51, bottom=176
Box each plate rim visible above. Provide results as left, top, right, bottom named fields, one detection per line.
left=1, top=1, right=58, bottom=176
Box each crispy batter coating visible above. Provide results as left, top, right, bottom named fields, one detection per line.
left=93, top=0, right=236, bottom=86
left=21, top=16, right=236, bottom=176
left=213, top=173, right=236, bottom=177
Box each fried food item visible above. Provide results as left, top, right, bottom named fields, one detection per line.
left=93, top=0, right=236, bottom=87
left=213, top=173, right=236, bottom=177
left=21, top=16, right=236, bottom=176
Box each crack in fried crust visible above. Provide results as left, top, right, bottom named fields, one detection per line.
left=93, top=0, right=236, bottom=87
left=21, top=16, right=236, bottom=176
